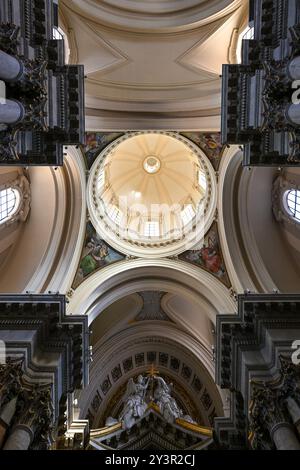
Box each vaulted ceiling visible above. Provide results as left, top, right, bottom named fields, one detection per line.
left=59, top=0, right=247, bottom=130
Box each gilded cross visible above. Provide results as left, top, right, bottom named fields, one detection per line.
left=146, top=363, right=159, bottom=377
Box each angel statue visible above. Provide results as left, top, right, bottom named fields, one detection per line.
left=118, top=375, right=150, bottom=430
left=153, top=376, right=184, bottom=423
left=153, top=376, right=196, bottom=424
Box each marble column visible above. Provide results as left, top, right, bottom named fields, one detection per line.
left=286, top=397, right=300, bottom=436
left=0, top=99, right=24, bottom=124
left=0, top=51, right=23, bottom=82
left=270, top=421, right=300, bottom=450
left=288, top=56, right=300, bottom=80
left=0, top=397, right=17, bottom=448
left=286, top=103, right=300, bottom=125
left=3, top=424, right=33, bottom=450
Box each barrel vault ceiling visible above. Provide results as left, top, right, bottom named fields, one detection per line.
left=60, top=0, right=246, bottom=130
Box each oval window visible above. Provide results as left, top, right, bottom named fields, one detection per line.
left=0, top=188, right=20, bottom=224
left=286, top=189, right=300, bottom=222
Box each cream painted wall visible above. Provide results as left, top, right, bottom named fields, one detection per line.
left=245, top=167, right=300, bottom=292
left=90, top=291, right=215, bottom=352
left=0, top=167, right=57, bottom=292
left=278, top=167, right=300, bottom=281
left=246, top=167, right=300, bottom=291
left=90, top=294, right=142, bottom=345
left=0, top=147, right=86, bottom=293
left=0, top=146, right=87, bottom=294
left=218, top=148, right=300, bottom=293
left=163, top=294, right=214, bottom=348
left=0, top=168, right=24, bottom=277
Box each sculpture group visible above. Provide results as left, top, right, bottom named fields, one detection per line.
left=107, top=374, right=195, bottom=430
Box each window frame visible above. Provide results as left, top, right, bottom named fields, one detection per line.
left=0, top=187, right=21, bottom=225
left=144, top=220, right=160, bottom=238
left=284, top=189, right=300, bottom=223
left=107, top=204, right=123, bottom=225
left=180, top=204, right=195, bottom=226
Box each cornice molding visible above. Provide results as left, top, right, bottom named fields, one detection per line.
left=0, top=295, right=89, bottom=420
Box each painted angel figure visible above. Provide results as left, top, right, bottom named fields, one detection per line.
left=119, top=375, right=150, bottom=429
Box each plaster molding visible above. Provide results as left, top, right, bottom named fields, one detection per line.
left=67, top=258, right=236, bottom=321
left=91, top=324, right=214, bottom=379
left=21, top=166, right=67, bottom=294
left=58, top=4, right=78, bottom=64
left=85, top=113, right=221, bottom=132
left=46, top=146, right=88, bottom=294
left=227, top=0, right=249, bottom=64
left=239, top=167, right=277, bottom=292
left=217, top=145, right=277, bottom=293
left=60, top=2, right=240, bottom=130
left=217, top=145, right=252, bottom=292
left=61, top=0, right=242, bottom=34
left=24, top=146, right=87, bottom=294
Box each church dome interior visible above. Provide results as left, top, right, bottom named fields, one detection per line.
left=87, top=131, right=215, bottom=257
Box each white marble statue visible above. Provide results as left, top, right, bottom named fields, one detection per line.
left=153, top=376, right=183, bottom=423
left=119, top=375, right=150, bottom=430
left=105, top=373, right=196, bottom=429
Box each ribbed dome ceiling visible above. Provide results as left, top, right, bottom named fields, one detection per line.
left=88, top=132, right=216, bottom=258
left=105, top=133, right=206, bottom=209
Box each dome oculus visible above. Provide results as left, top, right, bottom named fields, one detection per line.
left=143, top=156, right=161, bottom=174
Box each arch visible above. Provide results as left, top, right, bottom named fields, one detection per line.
left=44, top=146, right=87, bottom=294
left=218, top=146, right=278, bottom=292
left=218, top=146, right=300, bottom=294
left=217, top=145, right=255, bottom=292
left=80, top=324, right=226, bottom=427
left=67, top=258, right=236, bottom=323
left=68, top=228, right=235, bottom=431
left=62, top=0, right=242, bottom=33
left=0, top=146, right=86, bottom=293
